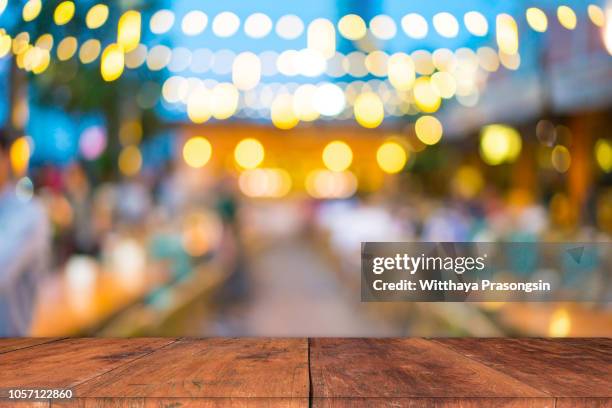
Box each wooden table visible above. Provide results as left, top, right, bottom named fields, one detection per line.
left=0, top=338, right=610, bottom=407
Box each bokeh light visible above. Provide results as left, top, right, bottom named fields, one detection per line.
left=101, top=43, right=125, bottom=82
left=526, top=8, right=548, bottom=33
left=118, top=145, right=142, bottom=176
left=117, top=11, right=141, bottom=53
left=86, top=4, right=109, bottom=29
left=479, top=124, right=522, bottom=165
left=338, top=14, right=366, bottom=40
left=54, top=1, right=75, bottom=26
left=354, top=92, right=384, bottom=128
left=377, top=142, right=407, bottom=174
left=415, top=116, right=443, bottom=145
left=595, top=139, right=612, bottom=173
left=234, top=138, right=265, bottom=169
left=557, top=6, right=577, bottom=30
left=183, top=136, right=212, bottom=169
left=322, top=141, right=353, bottom=172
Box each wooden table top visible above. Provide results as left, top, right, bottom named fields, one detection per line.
left=0, top=338, right=610, bottom=407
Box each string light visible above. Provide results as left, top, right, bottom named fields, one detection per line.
left=183, top=137, right=212, bottom=169
left=464, top=11, right=488, bottom=36
left=526, top=8, right=548, bottom=33
left=234, top=138, right=265, bottom=169
left=54, top=1, right=75, bottom=26
left=150, top=9, right=175, bottom=34
left=496, top=14, right=519, bottom=55
left=117, top=11, right=141, bottom=53
left=86, top=4, right=109, bottom=29
left=557, top=6, right=577, bottom=30
left=354, top=92, right=384, bottom=128
left=377, top=141, right=407, bottom=174
left=22, top=0, right=42, bottom=22
left=338, top=14, right=367, bottom=40
left=101, top=43, right=125, bottom=82
left=322, top=141, right=353, bottom=172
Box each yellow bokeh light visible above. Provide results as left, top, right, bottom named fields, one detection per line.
left=22, top=0, right=42, bottom=22
left=415, top=116, right=443, bottom=145
left=322, top=141, right=353, bottom=172
left=479, top=124, right=522, bottom=165
left=496, top=14, right=519, bottom=55
left=35, top=34, right=53, bottom=51
left=551, top=145, right=571, bottom=173
left=413, top=76, right=441, bottom=113
left=431, top=71, right=456, bottom=99
left=183, top=137, right=212, bottom=169
left=387, top=52, right=415, bottom=91
left=211, top=83, right=239, bottom=120
left=595, top=139, right=612, bottom=173
left=101, top=43, right=125, bottom=82
left=12, top=32, right=30, bottom=55
left=0, top=34, right=12, bottom=58
left=526, top=7, right=548, bottom=32
left=57, top=36, right=77, bottom=61
left=305, top=169, right=357, bottom=199
left=271, top=93, right=299, bottom=130
left=604, top=7, right=612, bottom=55
left=354, top=92, right=384, bottom=128
left=234, top=138, right=265, bottom=169
left=187, top=89, right=212, bottom=124
left=338, top=14, right=366, bottom=40
left=0, top=0, right=7, bottom=16
left=587, top=5, right=605, bottom=27
left=557, top=6, right=577, bottom=30
left=293, top=84, right=320, bottom=122
left=86, top=4, right=109, bottom=29
left=548, top=308, right=571, bottom=337
left=54, top=1, right=75, bottom=26
left=239, top=168, right=292, bottom=198
left=30, top=48, right=50, bottom=74
left=79, top=39, right=101, bottom=64
left=118, top=146, right=142, bottom=176
left=377, top=142, right=407, bottom=174
left=10, top=137, right=30, bottom=176
left=118, top=10, right=141, bottom=53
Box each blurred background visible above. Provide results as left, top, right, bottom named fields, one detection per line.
left=0, top=0, right=611, bottom=337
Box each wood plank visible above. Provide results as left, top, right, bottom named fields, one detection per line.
left=0, top=338, right=62, bottom=354
left=555, top=398, right=612, bottom=408
left=51, top=397, right=305, bottom=407
left=434, top=338, right=612, bottom=398
left=0, top=338, right=175, bottom=395
left=311, top=397, right=553, bottom=408
left=310, top=338, right=550, bottom=407
left=0, top=401, right=49, bottom=408
left=75, top=338, right=308, bottom=406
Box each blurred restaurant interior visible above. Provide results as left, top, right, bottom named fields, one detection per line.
left=0, top=0, right=611, bottom=337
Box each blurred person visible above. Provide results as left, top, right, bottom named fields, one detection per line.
left=64, top=163, right=98, bottom=255
left=0, top=131, right=51, bottom=336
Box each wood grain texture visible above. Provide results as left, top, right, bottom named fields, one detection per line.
left=434, top=338, right=612, bottom=398
left=51, top=397, right=307, bottom=407
left=0, top=338, right=175, bottom=393
left=311, top=397, right=554, bottom=408
left=0, top=338, right=62, bottom=354
left=555, top=398, right=612, bottom=408
left=75, top=338, right=308, bottom=404
left=0, top=401, right=49, bottom=408
left=309, top=338, right=549, bottom=401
